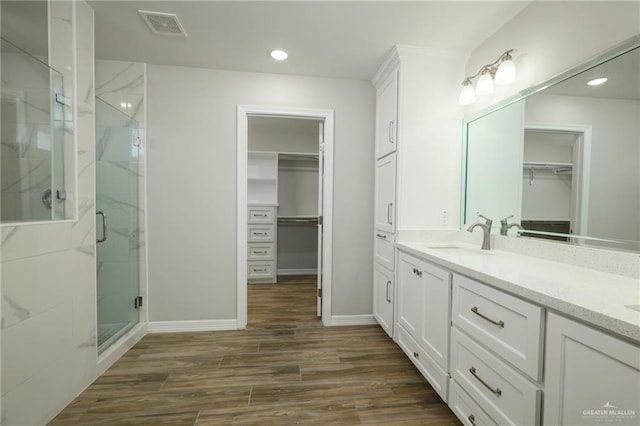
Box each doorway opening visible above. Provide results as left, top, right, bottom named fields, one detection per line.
left=521, top=123, right=592, bottom=241
left=237, top=106, right=334, bottom=329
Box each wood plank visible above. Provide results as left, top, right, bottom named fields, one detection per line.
left=50, top=277, right=460, bottom=425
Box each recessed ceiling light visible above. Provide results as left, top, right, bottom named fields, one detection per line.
left=270, top=49, right=288, bottom=61
left=587, top=77, right=608, bottom=86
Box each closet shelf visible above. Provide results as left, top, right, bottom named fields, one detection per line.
left=248, top=177, right=277, bottom=183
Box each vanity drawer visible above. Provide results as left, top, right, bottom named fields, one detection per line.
left=396, top=324, right=449, bottom=403
left=449, top=379, right=497, bottom=426
left=248, top=225, right=275, bottom=242
left=452, top=274, right=544, bottom=380
left=248, top=206, right=275, bottom=224
left=247, top=261, right=274, bottom=279
left=248, top=243, right=274, bottom=261
left=451, top=328, right=541, bottom=426
left=374, top=230, right=395, bottom=270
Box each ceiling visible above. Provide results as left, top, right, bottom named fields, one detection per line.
left=545, top=46, right=640, bottom=100
left=88, top=1, right=532, bottom=81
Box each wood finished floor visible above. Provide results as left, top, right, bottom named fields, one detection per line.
left=51, top=276, right=460, bottom=425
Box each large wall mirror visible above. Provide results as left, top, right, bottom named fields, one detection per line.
left=463, top=35, right=639, bottom=252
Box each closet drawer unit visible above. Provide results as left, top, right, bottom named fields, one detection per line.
left=452, top=275, right=544, bottom=380
left=248, top=225, right=275, bottom=242
left=374, top=230, right=395, bottom=271
left=451, top=328, right=541, bottom=426
left=248, top=243, right=274, bottom=261
left=449, top=379, right=497, bottom=426
left=396, top=325, right=449, bottom=402
left=247, top=261, right=274, bottom=279
left=248, top=206, right=275, bottom=224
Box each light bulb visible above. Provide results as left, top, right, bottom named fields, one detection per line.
left=459, top=81, right=476, bottom=105
left=475, top=70, right=494, bottom=96
left=495, top=55, right=516, bottom=85
left=270, top=49, right=288, bottom=61
left=587, top=77, right=608, bottom=86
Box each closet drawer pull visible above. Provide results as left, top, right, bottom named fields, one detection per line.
left=376, top=233, right=387, bottom=240
left=253, top=232, right=268, bottom=236
left=468, top=414, right=477, bottom=426
left=253, top=268, right=268, bottom=273
left=471, top=306, right=505, bottom=328
left=469, top=366, right=502, bottom=396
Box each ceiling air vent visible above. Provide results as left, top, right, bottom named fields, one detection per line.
left=138, top=10, right=187, bottom=37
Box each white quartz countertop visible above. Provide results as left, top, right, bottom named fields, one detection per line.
left=396, top=241, right=640, bottom=344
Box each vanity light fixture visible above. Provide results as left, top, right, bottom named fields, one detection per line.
left=270, top=49, right=288, bottom=61
left=459, top=49, right=516, bottom=105
left=587, top=77, right=608, bottom=86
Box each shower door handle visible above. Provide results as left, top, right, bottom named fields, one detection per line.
left=96, top=211, right=108, bottom=243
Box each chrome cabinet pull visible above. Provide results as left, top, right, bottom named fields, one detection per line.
left=471, top=306, right=505, bottom=328
left=376, top=233, right=387, bottom=240
left=468, top=414, right=477, bottom=426
left=253, top=268, right=267, bottom=273
left=386, top=280, right=391, bottom=303
left=469, top=366, right=502, bottom=396
left=96, top=211, right=107, bottom=243
left=389, top=120, right=395, bottom=143
left=387, top=203, right=393, bottom=225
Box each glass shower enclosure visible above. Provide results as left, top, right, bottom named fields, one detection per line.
left=95, top=97, right=141, bottom=354
left=1, top=38, right=66, bottom=223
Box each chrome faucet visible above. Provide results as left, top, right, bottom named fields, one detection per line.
left=500, top=215, right=524, bottom=236
left=467, top=214, right=493, bottom=250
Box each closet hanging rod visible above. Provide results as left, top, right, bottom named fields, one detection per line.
left=277, top=216, right=319, bottom=224
left=278, top=153, right=319, bottom=161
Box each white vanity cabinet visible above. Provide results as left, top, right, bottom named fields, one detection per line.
left=544, top=312, right=640, bottom=426
left=396, top=250, right=452, bottom=402
left=374, top=153, right=396, bottom=233
left=450, top=274, right=544, bottom=426
left=371, top=46, right=466, bottom=340
left=373, top=262, right=394, bottom=337
left=375, top=69, right=398, bottom=160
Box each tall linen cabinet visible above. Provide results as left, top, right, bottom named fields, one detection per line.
left=372, top=45, right=467, bottom=399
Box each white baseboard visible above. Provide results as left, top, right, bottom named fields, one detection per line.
left=277, top=268, right=317, bottom=276
left=329, top=314, right=378, bottom=326
left=148, top=319, right=238, bottom=333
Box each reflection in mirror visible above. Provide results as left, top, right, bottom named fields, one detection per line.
left=464, top=38, right=640, bottom=252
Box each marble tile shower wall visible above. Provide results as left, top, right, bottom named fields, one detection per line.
left=0, top=51, right=58, bottom=221
left=95, top=60, right=147, bottom=329
left=0, top=2, right=97, bottom=424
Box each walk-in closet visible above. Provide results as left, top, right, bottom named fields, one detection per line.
left=246, top=116, right=323, bottom=320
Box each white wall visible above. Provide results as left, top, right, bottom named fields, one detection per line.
left=248, top=116, right=318, bottom=153
left=0, top=2, right=98, bottom=424
left=465, top=1, right=640, bottom=116
left=525, top=94, right=640, bottom=242
left=146, top=66, right=375, bottom=320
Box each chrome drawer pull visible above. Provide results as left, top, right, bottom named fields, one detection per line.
left=469, top=366, right=502, bottom=396
left=471, top=306, right=504, bottom=328
left=376, top=233, right=387, bottom=240
left=253, top=268, right=267, bottom=273
left=468, top=414, right=477, bottom=426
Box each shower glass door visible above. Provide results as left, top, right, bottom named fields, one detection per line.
left=95, top=97, right=140, bottom=354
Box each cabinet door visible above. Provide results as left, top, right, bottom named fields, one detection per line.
left=373, top=263, right=394, bottom=338
left=544, top=313, right=640, bottom=426
left=375, top=153, right=396, bottom=233
left=375, top=69, right=398, bottom=159
left=396, top=252, right=422, bottom=336
left=419, top=261, right=451, bottom=372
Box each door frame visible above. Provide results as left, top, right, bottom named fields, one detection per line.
left=523, top=122, right=592, bottom=236
left=236, top=105, right=334, bottom=328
